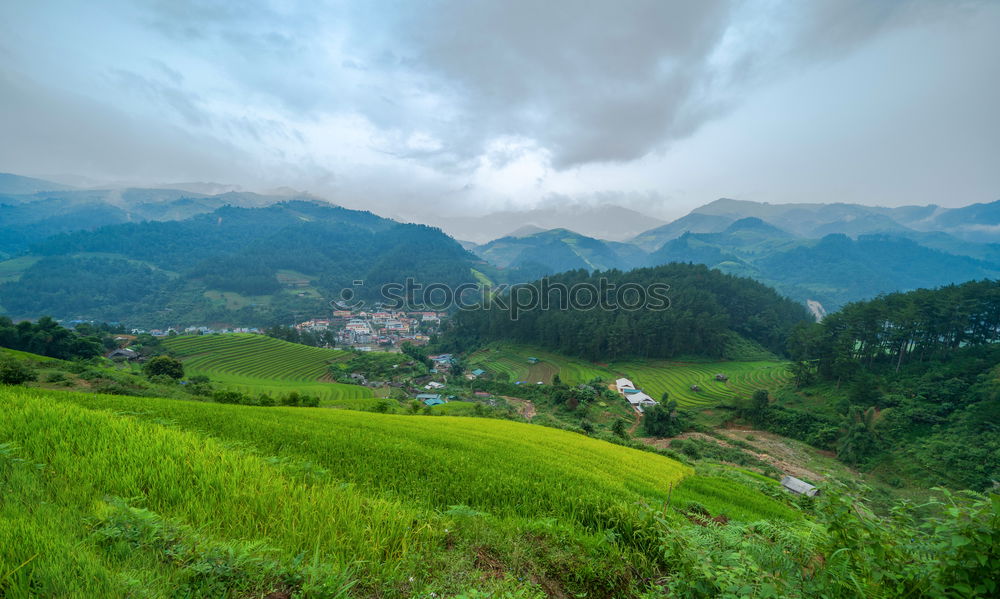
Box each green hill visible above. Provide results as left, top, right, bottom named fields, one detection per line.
left=0, top=201, right=479, bottom=326
left=162, top=334, right=379, bottom=406
left=0, top=386, right=800, bottom=597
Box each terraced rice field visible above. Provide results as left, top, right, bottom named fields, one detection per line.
left=611, top=360, right=791, bottom=407
left=163, top=334, right=378, bottom=405
left=467, top=343, right=617, bottom=384
left=469, top=343, right=791, bottom=408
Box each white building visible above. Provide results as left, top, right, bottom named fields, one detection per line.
left=616, top=378, right=635, bottom=394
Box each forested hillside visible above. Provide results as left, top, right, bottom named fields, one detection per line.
left=0, top=201, right=479, bottom=325
left=768, top=280, right=1000, bottom=490
left=446, top=263, right=810, bottom=360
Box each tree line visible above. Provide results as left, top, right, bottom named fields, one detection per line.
left=445, top=263, right=810, bottom=361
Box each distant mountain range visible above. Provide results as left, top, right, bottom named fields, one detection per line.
left=464, top=198, right=1000, bottom=312
left=412, top=204, right=667, bottom=244
left=0, top=176, right=483, bottom=326
left=1, top=172, right=998, bottom=321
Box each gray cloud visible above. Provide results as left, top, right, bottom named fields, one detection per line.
left=0, top=0, right=996, bottom=215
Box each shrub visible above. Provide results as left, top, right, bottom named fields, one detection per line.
left=0, top=356, right=37, bottom=385
left=144, top=356, right=184, bottom=380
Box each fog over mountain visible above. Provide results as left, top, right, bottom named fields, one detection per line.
left=1, top=1, right=998, bottom=219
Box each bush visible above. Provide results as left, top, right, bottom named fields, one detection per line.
left=0, top=356, right=37, bottom=385
left=148, top=374, right=178, bottom=386
left=143, top=356, right=184, bottom=380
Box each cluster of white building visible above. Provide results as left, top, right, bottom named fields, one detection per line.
left=295, top=309, right=444, bottom=348
left=615, top=377, right=659, bottom=413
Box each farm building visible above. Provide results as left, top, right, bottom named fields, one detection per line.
left=527, top=357, right=539, bottom=364
left=470, top=368, right=486, bottom=377
left=714, top=374, right=728, bottom=382
left=424, top=381, right=445, bottom=390
left=625, top=391, right=658, bottom=413
left=107, top=348, right=138, bottom=361
left=615, top=378, right=635, bottom=394
left=416, top=393, right=445, bottom=406
left=780, top=476, right=819, bottom=496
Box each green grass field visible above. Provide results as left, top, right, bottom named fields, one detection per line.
left=163, top=334, right=380, bottom=406
left=0, top=386, right=799, bottom=597
left=467, top=343, right=791, bottom=408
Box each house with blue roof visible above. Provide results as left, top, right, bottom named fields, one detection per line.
left=416, top=393, right=445, bottom=406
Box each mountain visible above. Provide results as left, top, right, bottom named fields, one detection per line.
left=629, top=212, right=737, bottom=251
left=753, top=234, right=1000, bottom=309
left=416, top=204, right=667, bottom=244
left=472, top=228, right=643, bottom=276
left=0, top=201, right=480, bottom=326
left=0, top=172, right=75, bottom=195
left=0, top=187, right=305, bottom=258
left=918, top=199, right=1000, bottom=242
left=682, top=197, right=1000, bottom=243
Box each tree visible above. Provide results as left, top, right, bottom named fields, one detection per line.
left=0, top=355, right=36, bottom=385
left=644, top=402, right=684, bottom=437
left=143, top=355, right=184, bottom=380
left=742, top=389, right=770, bottom=424
left=837, top=406, right=883, bottom=465
left=611, top=418, right=629, bottom=439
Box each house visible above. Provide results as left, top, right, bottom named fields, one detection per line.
left=714, top=374, right=728, bottom=382
left=107, top=348, right=138, bottom=361
left=527, top=357, right=539, bottom=364
left=625, top=390, right=658, bottom=413
left=416, top=393, right=444, bottom=406
left=616, top=378, right=635, bottom=394
left=425, top=381, right=445, bottom=390
left=690, top=385, right=702, bottom=392
left=470, top=368, right=486, bottom=377
left=474, top=391, right=491, bottom=398
left=781, top=476, right=819, bottom=497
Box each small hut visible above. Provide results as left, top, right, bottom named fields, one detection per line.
left=780, top=475, right=819, bottom=497
left=689, top=384, right=701, bottom=392
left=714, top=373, right=728, bottom=382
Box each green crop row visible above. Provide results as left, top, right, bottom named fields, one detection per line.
left=162, top=334, right=373, bottom=404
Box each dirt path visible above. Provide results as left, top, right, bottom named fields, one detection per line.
left=641, top=430, right=831, bottom=481
left=628, top=411, right=642, bottom=435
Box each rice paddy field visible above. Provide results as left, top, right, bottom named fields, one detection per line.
left=468, top=343, right=791, bottom=408
left=466, top=343, right=617, bottom=385
left=610, top=359, right=792, bottom=408
left=162, top=333, right=382, bottom=406
left=0, top=386, right=799, bottom=597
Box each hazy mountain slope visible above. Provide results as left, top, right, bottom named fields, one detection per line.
left=676, top=197, right=1000, bottom=243
left=629, top=212, right=735, bottom=251
left=753, top=234, right=1000, bottom=308
left=0, top=172, right=74, bottom=194
left=473, top=228, right=643, bottom=274
left=420, top=204, right=666, bottom=244
left=0, top=201, right=478, bottom=325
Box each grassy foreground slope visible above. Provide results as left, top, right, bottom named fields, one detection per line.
left=0, top=386, right=797, bottom=598
left=163, top=333, right=377, bottom=405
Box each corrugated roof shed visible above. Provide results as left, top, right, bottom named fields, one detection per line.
left=781, top=475, right=819, bottom=496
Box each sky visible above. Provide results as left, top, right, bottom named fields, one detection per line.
left=1, top=0, right=998, bottom=222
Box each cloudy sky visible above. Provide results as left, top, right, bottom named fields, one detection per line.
left=1, top=0, right=998, bottom=220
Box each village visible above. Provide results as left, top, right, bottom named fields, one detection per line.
left=294, top=308, right=445, bottom=350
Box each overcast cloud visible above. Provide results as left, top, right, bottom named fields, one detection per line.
left=0, top=0, right=997, bottom=220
